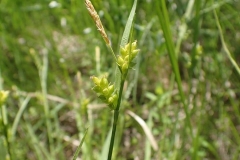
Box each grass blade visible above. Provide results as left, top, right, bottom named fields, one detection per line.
left=115, top=0, right=138, bottom=91
left=213, top=9, right=240, bottom=75
left=156, top=0, right=193, bottom=137
left=72, top=128, right=88, bottom=160
left=12, top=95, right=31, bottom=139
left=126, top=110, right=158, bottom=151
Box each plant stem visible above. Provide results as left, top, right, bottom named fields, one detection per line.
left=156, top=0, right=193, bottom=138
left=0, top=72, right=12, bottom=160
left=107, top=78, right=125, bottom=160
left=1, top=105, right=12, bottom=160
left=41, top=53, right=53, bottom=156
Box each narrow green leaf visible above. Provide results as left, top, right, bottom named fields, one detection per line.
left=214, top=9, right=240, bottom=75
left=115, top=0, right=138, bottom=92
left=156, top=0, right=193, bottom=137
left=72, top=128, right=88, bottom=160
left=12, top=95, right=31, bottom=139
left=100, top=128, right=112, bottom=160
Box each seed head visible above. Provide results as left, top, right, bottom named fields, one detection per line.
left=85, top=0, right=110, bottom=45
left=117, top=41, right=140, bottom=75
left=91, top=76, right=118, bottom=110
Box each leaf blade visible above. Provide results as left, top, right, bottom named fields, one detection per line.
left=115, top=0, right=138, bottom=91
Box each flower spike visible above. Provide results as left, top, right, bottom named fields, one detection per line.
left=91, top=76, right=118, bottom=110
left=117, top=41, right=140, bottom=76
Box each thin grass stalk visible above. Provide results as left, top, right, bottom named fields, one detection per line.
left=41, top=52, right=54, bottom=156
left=1, top=103, right=11, bottom=160
left=12, top=95, right=31, bottom=139
left=175, top=0, right=195, bottom=55
left=73, top=128, right=89, bottom=160
left=156, top=0, right=193, bottom=137
left=25, top=123, right=50, bottom=159
left=213, top=9, right=240, bottom=75
left=0, top=72, right=11, bottom=160
left=107, top=79, right=125, bottom=160
left=189, top=0, right=201, bottom=73
left=74, top=73, right=92, bottom=159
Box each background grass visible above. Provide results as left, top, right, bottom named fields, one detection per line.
left=0, top=0, right=240, bottom=159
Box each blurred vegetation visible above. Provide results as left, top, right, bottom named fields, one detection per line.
left=0, top=0, right=240, bottom=159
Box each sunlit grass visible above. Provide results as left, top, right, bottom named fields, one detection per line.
left=0, top=0, right=240, bottom=159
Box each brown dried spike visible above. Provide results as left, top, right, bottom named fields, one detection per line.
left=85, top=0, right=110, bottom=45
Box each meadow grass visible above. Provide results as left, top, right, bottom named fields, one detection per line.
left=0, top=0, right=240, bottom=159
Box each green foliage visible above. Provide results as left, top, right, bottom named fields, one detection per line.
left=0, top=0, right=240, bottom=159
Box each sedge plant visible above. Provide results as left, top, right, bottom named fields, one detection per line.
left=85, top=0, right=138, bottom=159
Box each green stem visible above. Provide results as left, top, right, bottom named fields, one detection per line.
left=1, top=105, right=12, bottom=160
left=108, top=44, right=118, bottom=63
left=156, top=0, right=193, bottom=138
left=41, top=53, right=53, bottom=156
left=107, top=78, right=125, bottom=160
left=0, top=72, right=11, bottom=160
